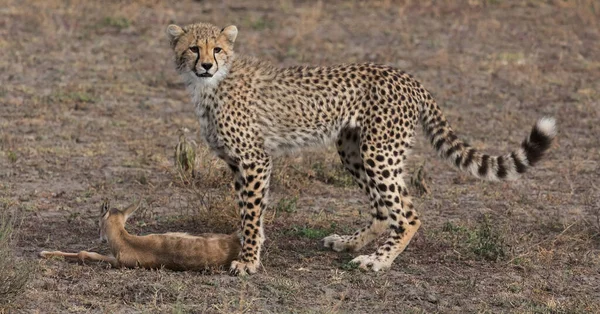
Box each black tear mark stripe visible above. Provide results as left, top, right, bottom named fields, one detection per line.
left=213, top=48, right=219, bottom=73
left=209, top=37, right=219, bottom=73
left=193, top=50, right=200, bottom=72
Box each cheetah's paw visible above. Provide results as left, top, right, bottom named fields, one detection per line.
left=230, top=260, right=259, bottom=276
left=322, top=234, right=357, bottom=252
left=350, top=254, right=392, bottom=272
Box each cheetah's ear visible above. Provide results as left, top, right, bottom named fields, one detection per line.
left=220, top=25, right=238, bottom=44
left=166, top=24, right=185, bottom=42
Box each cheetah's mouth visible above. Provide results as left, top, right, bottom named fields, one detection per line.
left=195, top=72, right=213, bottom=78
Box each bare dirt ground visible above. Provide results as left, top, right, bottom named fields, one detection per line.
left=1, top=0, right=599, bottom=313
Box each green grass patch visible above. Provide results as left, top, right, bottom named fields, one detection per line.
left=275, top=196, right=298, bottom=213
left=295, top=226, right=329, bottom=239
left=6, top=151, right=17, bottom=163
left=101, top=16, right=132, bottom=29
left=286, top=223, right=337, bottom=239
left=442, top=215, right=506, bottom=261
left=49, top=91, right=98, bottom=105
left=311, top=162, right=354, bottom=188
left=340, top=261, right=360, bottom=271
left=470, top=215, right=506, bottom=261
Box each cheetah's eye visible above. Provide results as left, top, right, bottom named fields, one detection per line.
left=214, top=47, right=222, bottom=53
left=189, top=46, right=199, bottom=53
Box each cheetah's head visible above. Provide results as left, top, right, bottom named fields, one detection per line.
left=167, top=23, right=237, bottom=86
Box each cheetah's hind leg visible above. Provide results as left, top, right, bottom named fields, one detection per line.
left=322, top=127, right=390, bottom=252
left=348, top=135, right=421, bottom=271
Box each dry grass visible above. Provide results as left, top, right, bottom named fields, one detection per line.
left=0, top=204, right=33, bottom=310
left=1, top=0, right=599, bottom=312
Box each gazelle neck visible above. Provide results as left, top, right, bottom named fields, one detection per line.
left=105, top=220, right=130, bottom=256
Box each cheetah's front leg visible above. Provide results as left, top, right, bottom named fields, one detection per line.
left=229, top=156, right=272, bottom=276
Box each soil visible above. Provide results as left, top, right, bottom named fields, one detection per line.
left=1, top=0, right=599, bottom=313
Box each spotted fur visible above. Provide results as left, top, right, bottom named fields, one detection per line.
left=167, top=23, right=556, bottom=274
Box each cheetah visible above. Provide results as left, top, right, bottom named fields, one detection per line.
left=166, top=23, right=556, bottom=275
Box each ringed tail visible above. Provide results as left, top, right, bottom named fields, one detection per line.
left=419, top=92, right=556, bottom=181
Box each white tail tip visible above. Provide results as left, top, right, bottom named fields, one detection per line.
left=536, top=117, right=557, bottom=138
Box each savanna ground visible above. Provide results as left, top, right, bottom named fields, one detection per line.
left=1, top=0, right=599, bottom=312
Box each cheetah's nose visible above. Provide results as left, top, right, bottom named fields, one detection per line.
left=201, top=63, right=213, bottom=70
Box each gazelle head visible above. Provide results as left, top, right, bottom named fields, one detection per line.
left=99, top=199, right=142, bottom=243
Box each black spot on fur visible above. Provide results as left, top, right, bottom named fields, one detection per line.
left=366, top=159, right=375, bottom=167
left=392, top=225, right=406, bottom=234
left=378, top=184, right=387, bottom=192
left=375, top=212, right=388, bottom=220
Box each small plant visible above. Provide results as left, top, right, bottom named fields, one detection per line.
left=469, top=215, right=506, bottom=261
left=289, top=225, right=330, bottom=239
left=276, top=196, right=298, bottom=213
left=66, top=211, right=81, bottom=223
left=138, top=173, right=148, bottom=185
left=442, top=221, right=468, bottom=233
left=6, top=151, right=17, bottom=163
left=174, top=128, right=197, bottom=180
left=49, top=91, right=98, bottom=104
left=340, top=261, right=360, bottom=271
left=102, top=16, right=131, bottom=29
left=410, top=162, right=430, bottom=196
left=442, top=215, right=506, bottom=261
left=310, top=162, right=354, bottom=188
left=82, top=189, right=93, bottom=199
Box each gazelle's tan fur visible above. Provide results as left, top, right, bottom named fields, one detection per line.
left=40, top=200, right=241, bottom=271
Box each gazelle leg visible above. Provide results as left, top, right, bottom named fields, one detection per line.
left=40, top=250, right=119, bottom=267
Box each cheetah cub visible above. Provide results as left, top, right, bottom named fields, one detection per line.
left=166, top=23, right=556, bottom=275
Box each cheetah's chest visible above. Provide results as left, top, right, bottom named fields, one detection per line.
left=192, top=87, right=226, bottom=155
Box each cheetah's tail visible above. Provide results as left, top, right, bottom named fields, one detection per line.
left=419, top=95, right=556, bottom=181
